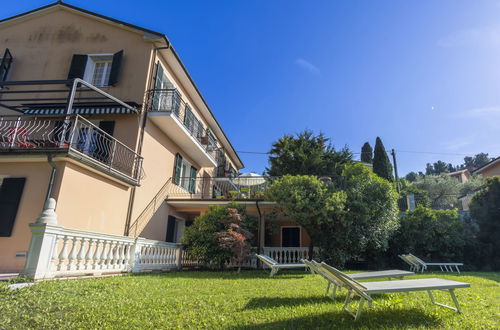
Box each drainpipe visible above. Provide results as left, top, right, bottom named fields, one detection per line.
left=44, top=154, right=57, bottom=202
left=256, top=200, right=263, bottom=254
left=124, top=44, right=170, bottom=236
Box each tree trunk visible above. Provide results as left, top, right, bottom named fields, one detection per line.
left=308, top=240, right=314, bottom=260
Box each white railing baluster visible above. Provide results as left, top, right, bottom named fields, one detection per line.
left=105, top=240, right=114, bottom=270
left=99, top=240, right=108, bottom=270
left=51, top=235, right=62, bottom=274
left=85, top=238, right=95, bottom=270
left=57, top=236, right=69, bottom=271
left=67, top=236, right=78, bottom=271
left=77, top=238, right=87, bottom=270
left=24, top=200, right=184, bottom=279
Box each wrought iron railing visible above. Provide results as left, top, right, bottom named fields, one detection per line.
left=166, top=176, right=273, bottom=199
left=0, top=115, right=142, bottom=182
left=147, top=89, right=220, bottom=161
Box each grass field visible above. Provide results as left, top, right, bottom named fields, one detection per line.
left=1, top=270, right=499, bottom=329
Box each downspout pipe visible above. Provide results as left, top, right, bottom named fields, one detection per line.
left=124, top=45, right=170, bottom=236
left=44, top=154, right=57, bottom=202
left=256, top=200, right=263, bottom=253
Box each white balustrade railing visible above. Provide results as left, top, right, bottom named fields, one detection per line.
left=134, top=238, right=181, bottom=271
left=24, top=199, right=182, bottom=280
left=263, top=247, right=318, bottom=264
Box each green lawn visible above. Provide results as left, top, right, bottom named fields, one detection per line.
left=1, top=270, right=499, bottom=329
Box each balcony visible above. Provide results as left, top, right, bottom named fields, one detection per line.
left=0, top=114, right=142, bottom=184
left=165, top=175, right=272, bottom=200
left=147, top=89, right=219, bottom=167
left=0, top=79, right=142, bottom=185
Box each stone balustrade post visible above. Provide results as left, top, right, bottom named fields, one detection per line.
left=176, top=245, right=183, bottom=270
left=131, top=237, right=142, bottom=273
left=23, top=198, right=62, bottom=280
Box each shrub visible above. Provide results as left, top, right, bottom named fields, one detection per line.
left=469, top=177, right=500, bottom=270
left=320, top=163, right=399, bottom=266
left=388, top=206, right=466, bottom=263
left=397, top=186, right=430, bottom=211
left=266, top=164, right=399, bottom=267
left=182, top=203, right=253, bottom=269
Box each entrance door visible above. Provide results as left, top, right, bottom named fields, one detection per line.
left=281, top=227, right=300, bottom=247
left=165, top=216, right=177, bottom=242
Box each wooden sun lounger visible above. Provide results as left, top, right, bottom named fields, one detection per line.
left=302, top=259, right=414, bottom=299
left=256, top=254, right=306, bottom=277
left=319, top=262, right=470, bottom=320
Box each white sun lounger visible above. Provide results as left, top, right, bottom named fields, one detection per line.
left=256, top=254, right=306, bottom=277
left=319, top=262, right=470, bottom=320
left=399, top=254, right=421, bottom=272
left=401, top=254, right=464, bottom=274
left=302, top=259, right=414, bottom=299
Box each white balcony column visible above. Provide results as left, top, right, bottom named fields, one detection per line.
left=23, top=198, right=62, bottom=280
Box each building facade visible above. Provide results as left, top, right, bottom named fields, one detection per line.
left=0, top=2, right=246, bottom=272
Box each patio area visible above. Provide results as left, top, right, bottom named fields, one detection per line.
left=1, top=270, right=498, bottom=329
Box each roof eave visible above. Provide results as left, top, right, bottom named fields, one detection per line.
left=0, top=1, right=243, bottom=168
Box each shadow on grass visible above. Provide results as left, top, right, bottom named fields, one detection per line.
left=462, top=272, right=500, bottom=282
left=243, top=292, right=394, bottom=311
left=234, top=309, right=443, bottom=329
left=243, top=296, right=330, bottom=310
left=128, top=270, right=308, bottom=280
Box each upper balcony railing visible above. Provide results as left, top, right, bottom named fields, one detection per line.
left=0, top=79, right=142, bottom=184
left=146, top=89, right=220, bottom=162
left=0, top=114, right=142, bottom=183
left=166, top=176, right=274, bottom=200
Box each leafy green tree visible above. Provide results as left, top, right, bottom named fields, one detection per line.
left=460, top=174, right=484, bottom=196
left=410, top=174, right=484, bottom=209
left=323, top=163, right=399, bottom=265
left=425, top=163, right=434, bottom=175
left=398, top=185, right=430, bottom=211
left=413, top=152, right=492, bottom=175
left=411, top=175, right=460, bottom=209
left=463, top=153, right=492, bottom=170
left=266, top=164, right=399, bottom=266
left=265, top=175, right=347, bottom=259
left=405, top=171, right=421, bottom=182
left=265, top=130, right=352, bottom=178
left=183, top=203, right=254, bottom=269
left=372, top=137, right=394, bottom=181
left=425, top=161, right=455, bottom=175
left=360, top=142, right=373, bottom=164
left=388, top=206, right=466, bottom=262
left=469, top=177, right=500, bottom=270
left=433, top=161, right=451, bottom=174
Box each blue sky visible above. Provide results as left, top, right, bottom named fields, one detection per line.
left=4, top=0, right=500, bottom=175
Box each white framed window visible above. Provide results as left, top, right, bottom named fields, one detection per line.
left=179, top=159, right=192, bottom=190
left=84, top=54, right=113, bottom=87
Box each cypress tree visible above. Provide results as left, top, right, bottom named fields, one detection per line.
left=373, top=137, right=394, bottom=181
left=361, top=142, right=373, bottom=164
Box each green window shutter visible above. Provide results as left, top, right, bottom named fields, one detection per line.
left=108, top=50, right=124, bottom=86
left=173, top=153, right=183, bottom=185
left=0, top=48, right=13, bottom=82
left=0, top=177, right=26, bottom=237
left=188, top=166, right=197, bottom=194
left=67, top=54, right=88, bottom=80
